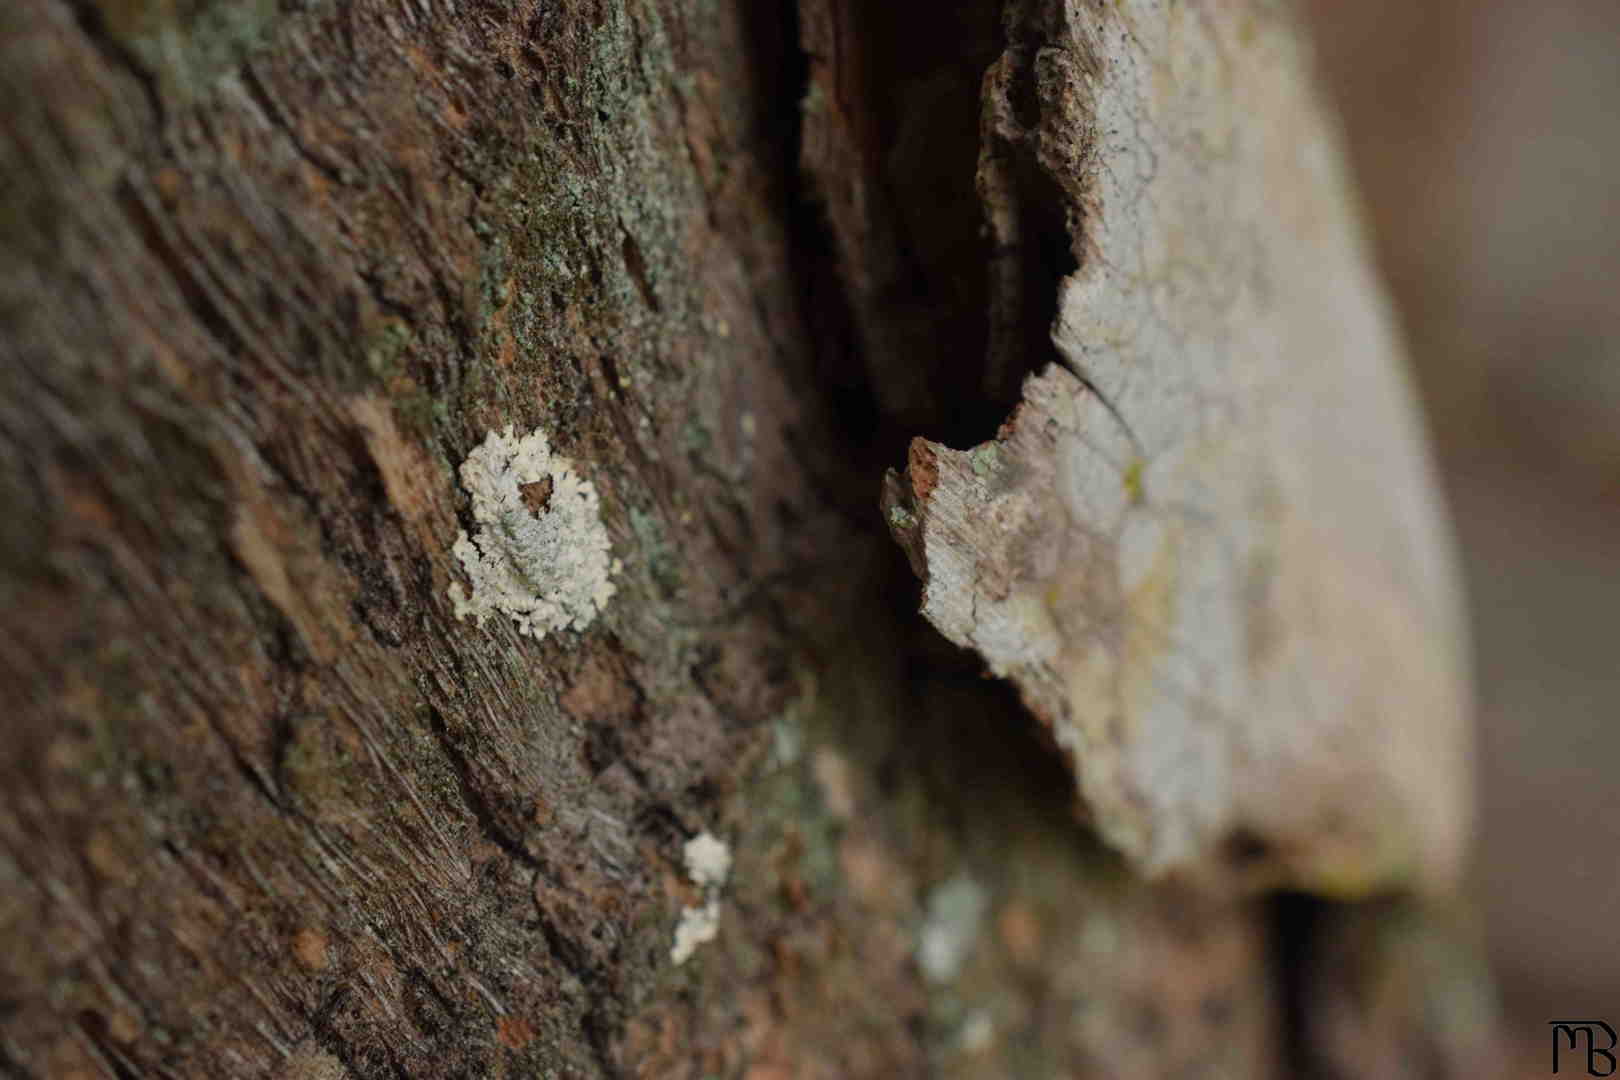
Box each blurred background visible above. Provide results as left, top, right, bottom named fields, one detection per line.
left=1304, top=0, right=1620, bottom=1068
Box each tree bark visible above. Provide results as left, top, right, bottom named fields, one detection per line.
left=0, top=0, right=1494, bottom=1077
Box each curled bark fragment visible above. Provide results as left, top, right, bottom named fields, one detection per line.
left=887, top=0, right=1472, bottom=898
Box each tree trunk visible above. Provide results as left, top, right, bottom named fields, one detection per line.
left=0, top=0, right=1495, bottom=1077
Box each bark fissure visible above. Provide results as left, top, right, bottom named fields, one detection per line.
left=424, top=706, right=541, bottom=873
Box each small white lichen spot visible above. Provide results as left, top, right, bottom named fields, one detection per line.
left=448, top=425, right=617, bottom=640
left=671, top=831, right=732, bottom=966
left=682, top=831, right=732, bottom=890
left=669, top=900, right=721, bottom=966
left=956, top=1010, right=995, bottom=1055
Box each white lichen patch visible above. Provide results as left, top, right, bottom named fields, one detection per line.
left=682, top=831, right=732, bottom=890
left=670, top=900, right=720, bottom=967
left=448, top=425, right=617, bottom=640
left=671, top=831, right=731, bottom=966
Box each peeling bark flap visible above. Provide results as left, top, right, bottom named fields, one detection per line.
left=886, top=0, right=1472, bottom=897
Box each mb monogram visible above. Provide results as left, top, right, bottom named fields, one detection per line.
left=1552, top=1021, right=1617, bottom=1075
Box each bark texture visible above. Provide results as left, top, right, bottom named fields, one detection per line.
left=0, top=0, right=1494, bottom=1077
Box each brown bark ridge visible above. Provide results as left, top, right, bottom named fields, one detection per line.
left=0, top=0, right=1493, bottom=1077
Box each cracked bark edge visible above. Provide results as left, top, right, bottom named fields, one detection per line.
left=886, top=0, right=1473, bottom=898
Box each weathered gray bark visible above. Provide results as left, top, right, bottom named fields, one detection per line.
left=0, top=0, right=1494, bottom=1077
left=884, top=1, right=1474, bottom=898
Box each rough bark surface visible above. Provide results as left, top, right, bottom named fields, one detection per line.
left=0, top=0, right=1494, bottom=1077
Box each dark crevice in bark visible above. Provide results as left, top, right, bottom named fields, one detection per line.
left=794, top=0, right=1022, bottom=456
left=986, top=143, right=1080, bottom=404
left=778, top=0, right=1099, bottom=778
left=1270, top=890, right=1327, bottom=1078
left=794, top=0, right=1100, bottom=462
left=617, top=227, right=661, bottom=314
left=774, top=5, right=884, bottom=477
left=425, top=704, right=541, bottom=872
left=57, top=0, right=164, bottom=127
left=73, top=1012, right=142, bottom=1080
left=0, top=1043, right=38, bottom=1080
left=979, top=10, right=1089, bottom=417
